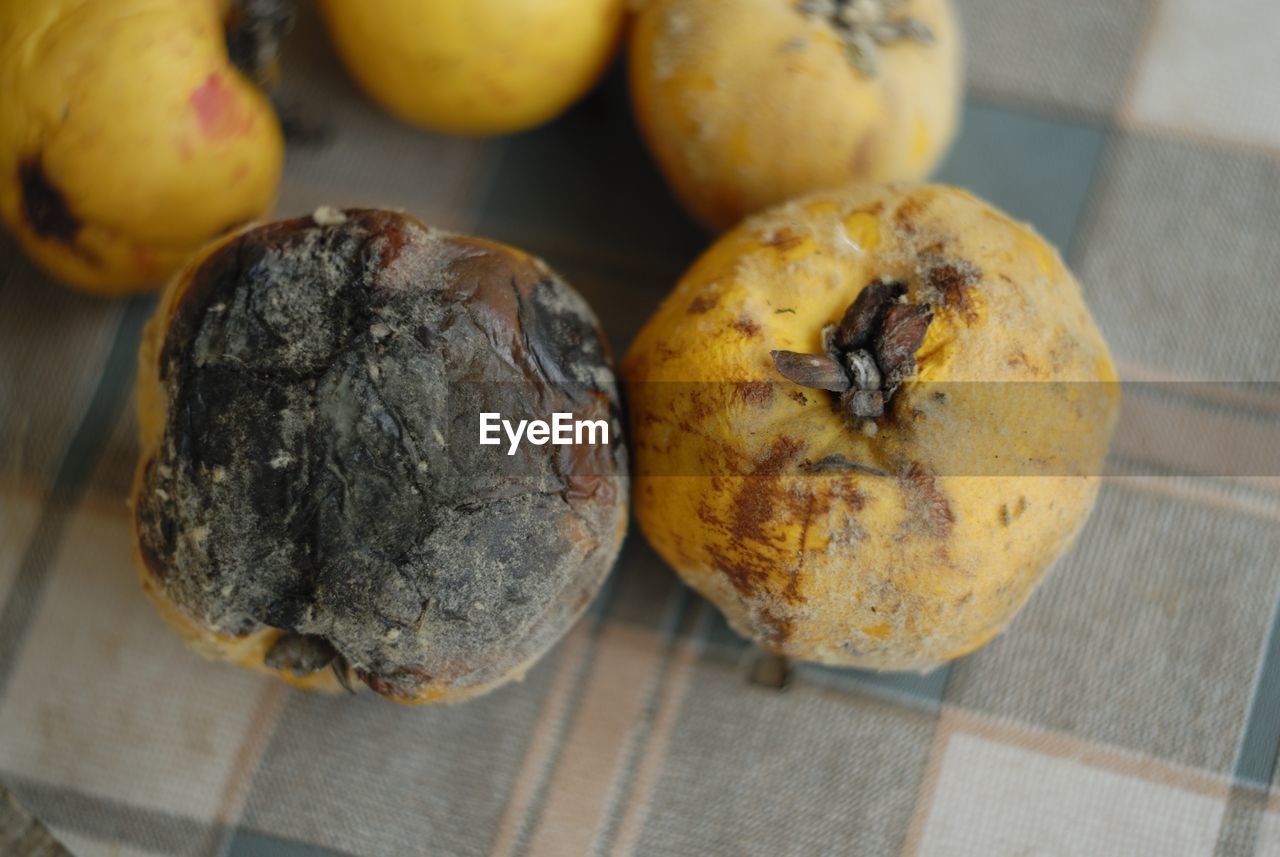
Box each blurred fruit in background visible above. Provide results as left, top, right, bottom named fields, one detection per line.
left=630, top=0, right=962, bottom=231
left=317, top=0, right=626, bottom=136
left=0, top=0, right=284, bottom=296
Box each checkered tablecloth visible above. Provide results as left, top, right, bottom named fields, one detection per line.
left=2, top=2, right=1279, bottom=855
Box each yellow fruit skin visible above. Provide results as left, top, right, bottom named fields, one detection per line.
left=0, top=0, right=283, bottom=295
left=623, top=184, right=1119, bottom=671
left=317, top=0, right=626, bottom=136
left=630, top=0, right=962, bottom=230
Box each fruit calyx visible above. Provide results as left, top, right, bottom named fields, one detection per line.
left=264, top=631, right=356, bottom=692
left=797, top=0, right=934, bottom=77
left=771, top=280, right=932, bottom=425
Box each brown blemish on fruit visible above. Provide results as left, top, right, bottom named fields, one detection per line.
left=893, top=195, right=928, bottom=235
left=687, top=293, right=719, bottom=315
left=900, top=461, right=953, bottom=538
left=707, top=544, right=769, bottom=600
left=19, top=157, right=81, bottom=244
left=828, top=478, right=867, bottom=512
left=765, top=229, right=806, bottom=254
left=757, top=605, right=795, bottom=646
left=731, top=317, right=763, bottom=337
left=705, top=437, right=807, bottom=601
left=753, top=436, right=805, bottom=477
left=730, top=481, right=779, bottom=546
left=788, top=491, right=817, bottom=602
left=926, top=258, right=982, bottom=323
left=736, top=381, right=775, bottom=407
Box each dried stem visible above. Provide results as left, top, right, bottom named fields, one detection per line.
left=771, top=279, right=932, bottom=426
left=797, top=0, right=934, bottom=77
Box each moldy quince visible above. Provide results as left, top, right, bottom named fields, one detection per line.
left=630, top=0, right=962, bottom=230
left=623, top=184, right=1118, bottom=671
left=0, top=0, right=284, bottom=295
left=133, top=208, right=627, bottom=702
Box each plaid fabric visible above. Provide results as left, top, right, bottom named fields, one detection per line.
left=2, top=2, right=1279, bottom=855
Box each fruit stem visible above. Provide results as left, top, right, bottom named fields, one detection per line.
left=796, top=0, right=934, bottom=77
left=771, top=279, right=932, bottom=427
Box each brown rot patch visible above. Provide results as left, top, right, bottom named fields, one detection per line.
left=754, top=436, right=805, bottom=477
left=736, top=381, right=775, bottom=407
left=765, top=229, right=807, bottom=254
left=137, top=209, right=625, bottom=702
left=705, top=437, right=808, bottom=602
left=687, top=293, right=720, bottom=315
left=19, top=157, right=81, bottom=243
left=901, top=461, right=953, bottom=538
left=893, top=196, right=928, bottom=235
left=758, top=605, right=795, bottom=647
left=730, top=480, right=778, bottom=547
left=731, top=317, right=763, bottom=338
left=708, top=545, right=771, bottom=600
left=926, top=258, right=983, bottom=323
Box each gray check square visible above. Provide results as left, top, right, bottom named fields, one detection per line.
left=954, top=0, right=1150, bottom=118
left=1075, top=132, right=1280, bottom=381
left=241, top=653, right=561, bottom=857
left=636, top=657, right=935, bottom=857
left=947, top=482, right=1280, bottom=773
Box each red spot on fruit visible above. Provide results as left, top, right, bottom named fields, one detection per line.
left=190, top=73, right=253, bottom=140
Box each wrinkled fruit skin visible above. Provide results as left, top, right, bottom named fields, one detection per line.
left=623, top=184, right=1118, bottom=671
left=630, top=0, right=962, bottom=231
left=317, top=0, right=626, bottom=136
left=133, top=209, right=628, bottom=703
left=0, top=0, right=283, bottom=295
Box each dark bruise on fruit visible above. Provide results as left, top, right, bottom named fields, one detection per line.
left=136, top=209, right=626, bottom=700
left=771, top=278, right=932, bottom=424
left=700, top=436, right=807, bottom=602
left=19, top=157, right=81, bottom=244
left=925, top=256, right=982, bottom=322
left=901, top=461, right=953, bottom=538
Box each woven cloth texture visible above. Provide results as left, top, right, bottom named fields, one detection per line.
left=1, top=2, right=1279, bottom=855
